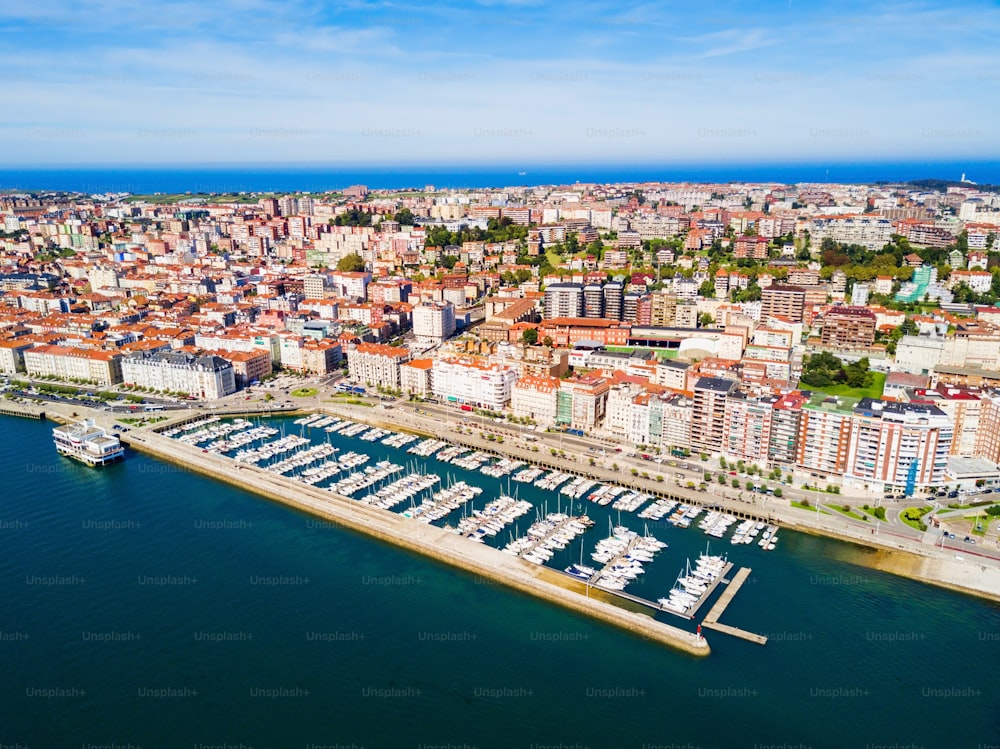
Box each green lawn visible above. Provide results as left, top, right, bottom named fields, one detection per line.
left=791, top=501, right=831, bottom=515
left=290, top=387, right=319, bottom=397
left=806, top=372, right=886, bottom=400
left=828, top=504, right=870, bottom=522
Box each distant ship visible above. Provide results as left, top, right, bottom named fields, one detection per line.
left=518, top=171, right=526, bottom=176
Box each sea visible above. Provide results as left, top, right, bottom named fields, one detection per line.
left=1, top=161, right=999, bottom=194
left=2, top=413, right=999, bottom=749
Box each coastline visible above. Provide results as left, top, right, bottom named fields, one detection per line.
left=15, top=395, right=1000, bottom=644
left=27, top=401, right=710, bottom=657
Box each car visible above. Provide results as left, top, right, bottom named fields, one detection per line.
left=614, top=447, right=622, bottom=453
left=948, top=491, right=959, bottom=499
left=948, top=533, right=956, bottom=539
left=982, top=489, right=994, bottom=495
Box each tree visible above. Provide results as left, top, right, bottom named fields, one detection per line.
left=699, top=313, right=715, bottom=328
left=393, top=208, right=415, bottom=225
left=336, top=253, right=366, bottom=272
left=698, top=280, right=716, bottom=299
left=521, top=328, right=538, bottom=345
left=542, top=336, right=553, bottom=348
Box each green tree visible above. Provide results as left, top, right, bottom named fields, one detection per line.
left=393, top=208, right=415, bottom=225
left=336, top=253, right=366, bottom=272
left=521, top=328, right=539, bottom=345
left=698, top=280, right=716, bottom=299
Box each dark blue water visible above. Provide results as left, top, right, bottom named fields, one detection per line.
left=1, top=161, right=997, bottom=193
left=2, top=414, right=999, bottom=749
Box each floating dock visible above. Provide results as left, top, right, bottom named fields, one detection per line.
left=684, top=560, right=734, bottom=618
left=701, top=567, right=768, bottom=645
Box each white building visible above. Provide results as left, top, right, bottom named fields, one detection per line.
left=347, top=343, right=411, bottom=390
left=431, top=357, right=517, bottom=411
left=412, top=301, right=456, bottom=343
left=121, top=350, right=235, bottom=399
left=511, top=375, right=560, bottom=424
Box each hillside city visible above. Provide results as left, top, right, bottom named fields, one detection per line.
left=4, top=178, right=1000, bottom=504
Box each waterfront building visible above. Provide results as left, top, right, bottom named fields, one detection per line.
left=121, top=350, right=236, bottom=399
left=556, top=374, right=610, bottom=431
left=431, top=357, right=517, bottom=411
left=23, top=344, right=123, bottom=386
left=723, top=392, right=775, bottom=467
left=691, top=377, right=736, bottom=453
left=511, top=374, right=560, bottom=425
left=844, top=399, right=952, bottom=491
left=400, top=358, right=433, bottom=397
left=797, top=394, right=854, bottom=478
left=347, top=342, right=411, bottom=390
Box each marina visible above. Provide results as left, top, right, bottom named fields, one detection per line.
left=7, top=401, right=1000, bottom=749
left=153, top=410, right=796, bottom=636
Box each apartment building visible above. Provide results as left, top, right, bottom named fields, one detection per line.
left=431, top=357, right=517, bottom=411
left=761, top=285, right=806, bottom=324
left=121, top=350, right=235, bottom=399
left=555, top=375, right=610, bottom=431
left=691, top=377, right=736, bottom=453
left=797, top=395, right=854, bottom=477
left=400, top=358, right=433, bottom=397
left=543, top=283, right=584, bottom=319
left=347, top=342, right=411, bottom=389
left=845, top=400, right=952, bottom=490
left=819, top=306, right=877, bottom=349
left=23, top=344, right=123, bottom=386
left=0, top=339, right=34, bottom=374
left=412, top=301, right=456, bottom=343
left=511, top=374, right=560, bottom=425
left=722, top=392, right=774, bottom=466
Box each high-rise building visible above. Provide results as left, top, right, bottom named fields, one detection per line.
left=582, top=284, right=604, bottom=318
left=544, top=283, right=584, bottom=319
left=819, top=306, right=877, bottom=349
left=691, top=377, right=736, bottom=453
left=761, top=285, right=806, bottom=323
left=412, top=301, right=456, bottom=343
left=603, top=282, right=624, bottom=321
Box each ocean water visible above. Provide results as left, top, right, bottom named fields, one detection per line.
left=1, top=414, right=999, bottom=749
left=0, top=161, right=998, bottom=194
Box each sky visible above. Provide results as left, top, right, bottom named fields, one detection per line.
left=1, top=0, right=998, bottom=167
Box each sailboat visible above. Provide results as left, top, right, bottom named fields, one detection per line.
left=565, top=537, right=597, bottom=581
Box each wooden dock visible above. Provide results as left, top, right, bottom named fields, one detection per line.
left=685, top=561, right=733, bottom=618
left=701, top=567, right=768, bottom=645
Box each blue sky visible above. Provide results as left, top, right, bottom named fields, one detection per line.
left=1, top=0, right=998, bottom=166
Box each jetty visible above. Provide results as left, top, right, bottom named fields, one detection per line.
left=700, top=567, right=768, bottom=645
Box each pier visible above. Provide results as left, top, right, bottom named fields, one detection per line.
left=700, top=567, right=768, bottom=645
left=685, top=561, right=733, bottom=619
left=0, top=404, right=44, bottom=419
